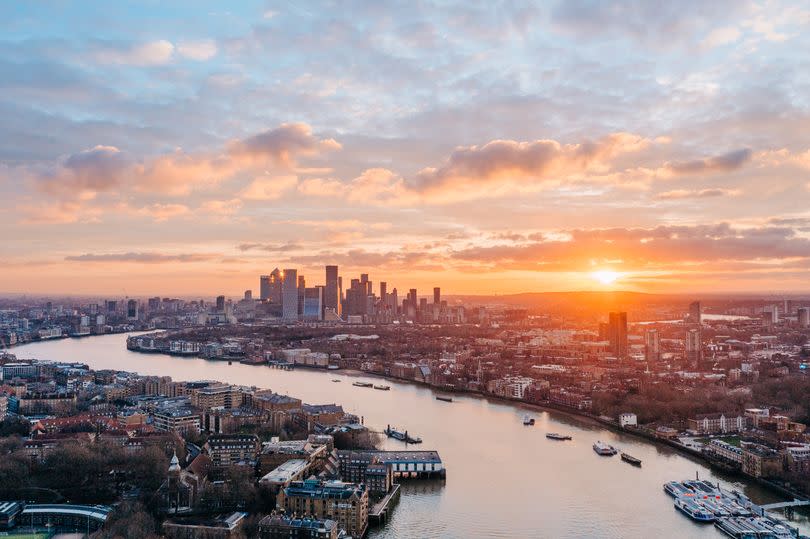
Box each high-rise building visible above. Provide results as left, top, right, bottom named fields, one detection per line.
left=244, top=290, right=252, bottom=301
left=148, top=297, right=160, bottom=312
left=380, top=282, right=387, bottom=301
left=686, top=328, right=702, bottom=366
left=689, top=301, right=701, bottom=324
left=282, top=269, right=299, bottom=320
left=298, top=275, right=306, bottom=317
left=216, top=295, right=226, bottom=312
left=324, top=265, right=340, bottom=316
left=260, top=275, right=271, bottom=301
left=106, top=300, right=117, bottom=313
left=127, top=299, right=138, bottom=320
left=303, top=287, right=324, bottom=321
left=433, top=287, right=441, bottom=305
left=644, top=329, right=660, bottom=362
left=607, top=312, right=628, bottom=358
left=798, top=307, right=810, bottom=328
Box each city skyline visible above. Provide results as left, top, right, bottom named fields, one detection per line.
left=3, top=2, right=810, bottom=295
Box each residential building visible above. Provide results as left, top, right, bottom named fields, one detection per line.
left=204, top=434, right=260, bottom=467
left=258, top=515, right=338, bottom=539
left=277, top=479, right=368, bottom=539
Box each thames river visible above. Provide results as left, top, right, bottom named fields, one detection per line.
left=13, top=334, right=810, bottom=538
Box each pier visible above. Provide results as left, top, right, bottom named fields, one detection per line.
left=369, top=484, right=401, bottom=526
left=344, top=450, right=445, bottom=479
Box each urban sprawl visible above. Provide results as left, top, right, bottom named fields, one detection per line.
left=1, top=265, right=810, bottom=538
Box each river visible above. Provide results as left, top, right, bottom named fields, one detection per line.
left=11, top=334, right=810, bottom=538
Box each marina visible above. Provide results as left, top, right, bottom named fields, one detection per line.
left=665, top=479, right=808, bottom=538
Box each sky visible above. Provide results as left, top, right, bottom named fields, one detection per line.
left=2, top=1, right=810, bottom=297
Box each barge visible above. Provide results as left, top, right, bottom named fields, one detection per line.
left=593, top=441, right=618, bottom=456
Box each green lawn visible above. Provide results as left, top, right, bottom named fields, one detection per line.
left=696, top=435, right=741, bottom=447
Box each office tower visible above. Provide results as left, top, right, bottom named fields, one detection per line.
left=148, top=297, right=160, bottom=312
left=380, top=282, right=387, bottom=301
left=127, top=299, right=138, bottom=320
left=244, top=290, right=252, bottom=301
left=644, top=329, right=660, bottom=362
left=106, top=300, right=117, bottom=313
left=88, top=303, right=99, bottom=315
left=325, top=265, right=340, bottom=316
left=433, top=287, right=441, bottom=305
left=686, top=328, right=702, bottom=366
left=390, top=288, right=398, bottom=315
left=282, top=269, right=299, bottom=320
left=303, top=287, right=324, bottom=320
left=607, top=312, right=628, bottom=358
left=798, top=307, right=810, bottom=328
left=216, top=295, right=226, bottom=312
left=688, top=301, right=701, bottom=324
left=298, top=275, right=306, bottom=317
left=260, top=275, right=271, bottom=300
left=785, top=299, right=794, bottom=317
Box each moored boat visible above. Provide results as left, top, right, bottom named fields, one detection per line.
left=674, top=497, right=715, bottom=523
left=522, top=415, right=535, bottom=426
left=620, top=452, right=642, bottom=466
left=435, top=396, right=453, bottom=402
left=352, top=381, right=373, bottom=388
left=332, top=379, right=341, bottom=382
left=546, top=433, right=572, bottom=441
left=373, top=385, right=391, bottom=390
left=593, top=441, right=618, bottom=456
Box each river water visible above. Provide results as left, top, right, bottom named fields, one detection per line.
left=12, top=334, right=810, bottom=538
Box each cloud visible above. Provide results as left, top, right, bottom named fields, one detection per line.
left=37, top=145, right=129, bottom=199
left=30, top=123, right=339, bottom=203
left=662, top=148, right=752, bottom=175
left=65, top=252, right=220, bottom=263
left=95, top=40, right=175, bottom=66
left=134, top=203, right=191, bottom=222
left=240, top=175, right=299, bottom=200
left=450, top=223, right=810, bottom=272
left=199, top=198, right=243, bottom=216
left=228, top=123, right=341, bottom=165
left=702, top=26, right=741, bottom=48
left=177, top=40, right=218, bottom=61
left=655, top=188, right=740, bottom=200
left=237, top=242, right=302, bottom=252
left=410, top=133, right=651, bottom=198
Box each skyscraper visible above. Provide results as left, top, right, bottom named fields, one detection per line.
left=325, top=265, right=340, bottom=316
left=686, top=328, right=702, bottom=366
left=244, top=290, right=252, bottom=301
left=216, top=295, right=225, bottom=312
left=260, top=275, right=271, bottom=300
left=607, top=312, right=628, bottom=358
left=644, top=329, right=660, bottom=362
left=282, top=269, right=299, bottom=320
left=798, top=307, right=810, bottom=328
left=297, top=275, right=306, bottom=317
left=433, top=287, right=441, bottom=305
left=303, top=287, right=323, bottom=320
left=127, top=299, right=138, bottom=320
left=689, top=301, right=701, bottom=324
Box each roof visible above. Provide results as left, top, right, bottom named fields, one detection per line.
left=260, top=459, right=309, bottom=484
left=21, top=504, right=112, bottom=522
left=0, top=501, right=23, bottom=516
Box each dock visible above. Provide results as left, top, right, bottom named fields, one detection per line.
left=369, top=483, right=401, bottom=526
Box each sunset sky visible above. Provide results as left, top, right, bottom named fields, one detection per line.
left=2, top=1, right=810, bottom=296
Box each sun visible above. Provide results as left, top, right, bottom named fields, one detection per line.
left=592, top=270, right=619, bottom=285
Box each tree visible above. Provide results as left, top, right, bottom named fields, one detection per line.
left=98, top=502, right=160, bottom=539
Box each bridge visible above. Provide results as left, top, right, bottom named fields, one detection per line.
left=760, top=499, right=810, bottom=510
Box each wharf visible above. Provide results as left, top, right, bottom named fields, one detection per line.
left=369, top=483, right=401, bottom=526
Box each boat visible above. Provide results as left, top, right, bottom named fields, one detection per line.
left=522, top=415, right=535, bottom=426
left=592, top=441, right=618, bottom=456
left=352, top=381, right=373, bottom=388
left=545, top=433, right=572, bottom=441
left=620, top=452, right=642, bottom=466
left=674, top=497, right=716, bottom=522
left=332, top=379, right=341, bottom=383
left=373, top=385, right=391, bottom=391
left=435, top=396, right=453, bottom=402
left=385, top=425, right=422, bottom=444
